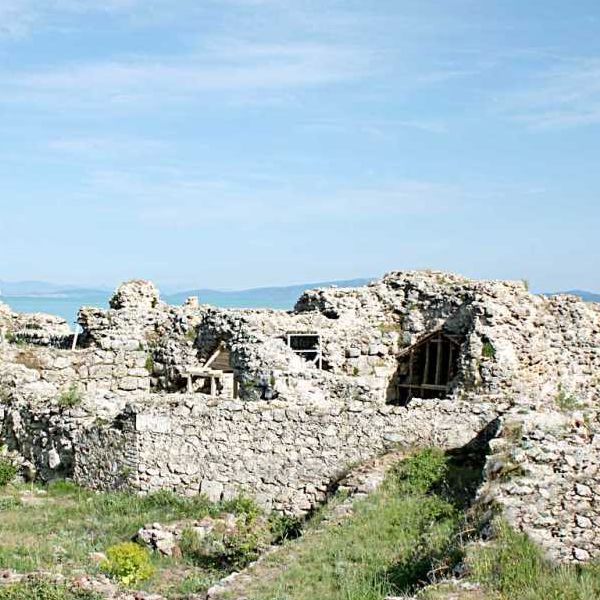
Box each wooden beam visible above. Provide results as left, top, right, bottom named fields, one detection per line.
left=422, top=342, right=430, bottom=386
left=205, top=341, right=225, bottom=369
left=397, top=383, right=448, bottom=391
left=434, top=334, right=443, bottom=386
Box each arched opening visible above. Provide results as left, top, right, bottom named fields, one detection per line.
left=392, top=329, right=462, bottom=406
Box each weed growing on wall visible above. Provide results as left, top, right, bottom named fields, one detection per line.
left=58, top=384, right=82, bottom=408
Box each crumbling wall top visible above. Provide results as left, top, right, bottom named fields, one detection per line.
left=109, top=279, right=161, bottom=310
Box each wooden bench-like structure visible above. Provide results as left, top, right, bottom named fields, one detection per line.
left=184, top=342, right=237, bottom=397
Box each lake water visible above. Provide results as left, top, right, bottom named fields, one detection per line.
left=2, top=294, right=111, bottom=325
left=0, top=279, right=371, bottom=325
left=1, top=291, right=296, bottom=326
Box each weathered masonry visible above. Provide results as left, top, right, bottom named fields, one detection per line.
left=1, top=270, right=599, bottom=563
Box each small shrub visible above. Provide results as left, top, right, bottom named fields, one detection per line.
left=490, top=453, right=526, bottom=481
left=222, top=517, right=272, bottom=567
left=58, top=384, right=82, bottom=408
left=503, top=421, right=523, bottom=443
left=482, top=341, right=496, bottom=360
left=378, top=322, right=403, bottom=335
left=144, top=354, right=154, bottom=373
left=393, top=448, right=449, bottom=494
left=180, top=513, right=272, bottom=569
left=268, top=513, right=303, bottom=542
left=100, top=542, right=154, bottom=587
left=221, top=495, right=262, bottom=521
left=0, top=457, right=17, bottom=487
left=521, top=279, right=530, bottom=291
left=555, top=384, right=582, bottom=411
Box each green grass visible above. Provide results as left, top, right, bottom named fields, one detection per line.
left=468, top=522, right=600, bottom=600
left=555, top=384, right=583, bottom=411
left=3, top=452, right=599, bottom=600
left=236, top=447, right=600, bottom=600
left=0, top=579, right=102, bottom=600
left=481, top=341, right=496, bottom=360
left=0, top=482, right=260, bottom=597
left=57, top=384, right=83, bottom=408
left=243, top=449, right=475, bottom=600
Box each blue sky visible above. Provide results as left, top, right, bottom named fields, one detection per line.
left=0, top=0, right=599, bottom=291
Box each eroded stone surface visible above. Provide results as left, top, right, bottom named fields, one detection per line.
left=0, top=270, right=599, bottom=564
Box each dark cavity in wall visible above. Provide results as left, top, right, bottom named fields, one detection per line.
left=391, top=329, right=463, bottom=406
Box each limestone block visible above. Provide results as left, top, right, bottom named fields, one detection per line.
left=200, top=479, right=224, bottom=502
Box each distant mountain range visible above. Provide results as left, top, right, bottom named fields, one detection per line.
left=0, top=280, right=108, bottom=298
left=166, top=279, right=373, bottom=309
left=0, top=278, right=374, bottom=319
left=1, top=279, right=599, bottom=311
left=551, top=290, right=600, bottom=303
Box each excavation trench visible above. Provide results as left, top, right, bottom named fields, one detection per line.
left=206, top=417, right=502, bottom=600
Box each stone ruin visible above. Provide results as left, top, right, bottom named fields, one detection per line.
left=0, top=271, right=598, bottom=564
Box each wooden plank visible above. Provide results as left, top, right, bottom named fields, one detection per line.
left=397, top=383, right=448, bottom=391
left=205, top=342, right=225, bottom=368
left=422, top=342, right=430, bottom=385
left=434, top=334, right=443, bottom=385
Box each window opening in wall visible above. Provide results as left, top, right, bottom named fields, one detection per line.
left=286, top=332, right=322, bottom=369
left=393, top=329, right=462, bottom=406
left=184, top=341, right=239, bottom=398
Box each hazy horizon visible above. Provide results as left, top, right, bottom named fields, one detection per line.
left=1, top=1, right=598, bottom=292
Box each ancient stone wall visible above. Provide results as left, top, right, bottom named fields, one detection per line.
left=127, top=395, right=498, bottom=513
left=483, top=408, right=600, bottom=563
left=0, top=301, right=72, bottom=347
left=1, top=271, right=599, bottom=563
left=1, top=346, right=150, bottom=397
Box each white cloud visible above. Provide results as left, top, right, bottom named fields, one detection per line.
left=76, top=168, right=464, bottom=228
left=499, top=58, right=600, bottom=129
left=0, top=0, right=38, bottom=38
left=0, top=41, right=370, bottom=109
left=47, top=135, right=168, bottom=157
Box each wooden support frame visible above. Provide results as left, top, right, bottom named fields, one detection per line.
left=394, top=328, right=462, bottom=405
left=286, top=331, right=323, bottom=370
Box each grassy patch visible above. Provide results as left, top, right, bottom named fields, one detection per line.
left=0, top=483, right=261, bottom=597
left=0, top=579, right=102, bottom=600
left=481, top=341, right=496, bottom=360
left=468, top=521, right=600, bottom=599
left=243, top=449, right=479, bottom=600
left=555, top=384, right=583, bottom=411
left=144, top=354, right=154, bottom=373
